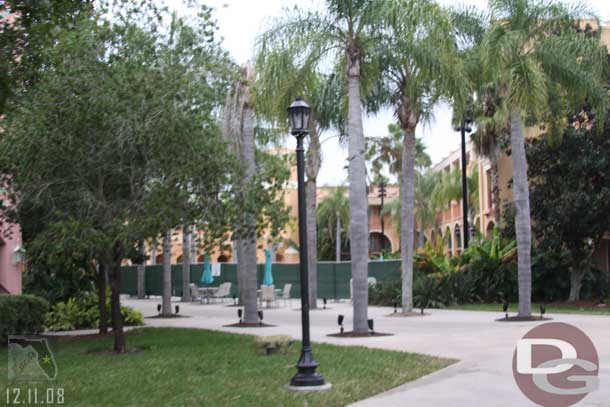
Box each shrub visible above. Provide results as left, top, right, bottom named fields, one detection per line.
left=46, top=291, right=143, bottom=331
left=253, top=335, right=294, bottom=356
left=0, top=295, right=49, bottom=343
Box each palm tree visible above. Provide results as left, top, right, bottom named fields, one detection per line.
left=316, top=186, right=350, bottom=261
left=378, top=0, right=465, bottom=313
left=161, top=231, right=172, bottom=317
left=258, top=0, right=384, bottom=333
left=223, top=66, right=259, bottom=324
left=254, top=41, right=345, bottom=308
left=482, top=0, right=608, bottom=317
left=367, top=122, right=431, bottom=178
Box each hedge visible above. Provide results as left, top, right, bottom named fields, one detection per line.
left=0, top=294, right=49, bottom=344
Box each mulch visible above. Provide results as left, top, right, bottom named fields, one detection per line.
left=223, top=322, right=276, bottom=328
left=327, top=331, right=393, bottom=338
left=496, top=316, right=552, bottom=322
left=385, top=311, right=430, bottom=317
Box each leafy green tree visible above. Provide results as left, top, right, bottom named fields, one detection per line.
left=482, top=0, right=608, bottom=316
left=258, top=0, right=387, bottom=332
left=0, top=0, right=93, bottom=115
left=0, top=5, right=234, bottom=351
left=316, top=187, right=349, bottom=261
left=376, top=0, right=465, bottom=313
left=528, top=127, right=610, bottom=301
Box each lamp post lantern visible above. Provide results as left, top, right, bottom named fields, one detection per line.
left=287, top=97, right=328, bottom=390
left=454, top=108, right=473, bottom=249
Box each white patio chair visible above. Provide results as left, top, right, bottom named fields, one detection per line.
left=212, top=282, right=232, bottom=303
left=189, top=283, right=201, bottom=302
left=280, top=283, right=292, bottom=307
left=260, top=285, right=277, bottom=308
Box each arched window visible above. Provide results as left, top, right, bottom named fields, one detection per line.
left=455, top=223, right=462, bottom=249
left=445, top=226, right=452, bottom=250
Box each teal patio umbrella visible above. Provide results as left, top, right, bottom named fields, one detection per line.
left=263, top=249, right=273, bottom=285
left=201, top=254, right=214, bottom=284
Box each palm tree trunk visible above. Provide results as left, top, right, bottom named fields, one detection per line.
left=491, top=148, right=501, bottom=221
left=347, top=54, right=369, bottom=333
left=335, top=212, right=341, bottom=262
left=181, top=226, right=191, bottom=302
left=162, top=231, right=173, bottom=317
left=509, top=110, right=532, bottom=317
left=136, top=241, right=145, bottom=299
left=400, top=127, right=416, bottom=313
left=305, top=126, right=321, bottom=309
left=241, top=93, right=258, bottom=324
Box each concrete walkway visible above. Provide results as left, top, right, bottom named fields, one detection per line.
left=123, top=298, right=610, bottom=406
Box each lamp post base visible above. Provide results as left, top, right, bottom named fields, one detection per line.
left=287, top=382, right=332, bottom=392
left=290, top=350, right=327, bottom=387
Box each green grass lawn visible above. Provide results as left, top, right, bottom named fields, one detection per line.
left=446, top=301, right=610, bottom=315
left=0, top=328, right=454, bottom=407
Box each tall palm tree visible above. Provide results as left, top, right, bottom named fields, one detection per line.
left=378, top=0, right=465, bottom=313
left=254, top=40, right=345, bottom=308
left=482, top=0, right=608, bottom=317
left=258, top=0, right=384, bottom=333
left=223, top=66, right=259, bottom=324
left=316, top=186, right=350, bottom=261
left=161, top=230, right=172, bottom=317
left=367, top=122, right=431, bottom=178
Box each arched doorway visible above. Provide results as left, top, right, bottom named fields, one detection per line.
left=445, top=226, right=452, bottom=254
left=217, top=254, right=228, bottom=263
left=155, top=253, right=164, bottom=264
left=369, top=232, right=391, bottom=255
left=486, top=221, right=495, bottom=238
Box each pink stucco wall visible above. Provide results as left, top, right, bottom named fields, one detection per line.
left=0, top=221, right=22, bottom=294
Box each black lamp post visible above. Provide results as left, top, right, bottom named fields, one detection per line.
left=454, top=108, right=473, bottom=249
left=287, top=97, right=327, bottom=389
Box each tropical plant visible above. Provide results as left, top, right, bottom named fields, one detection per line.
left=316, top=187, right=350, bottom=261
left=481, top=0, right=609, bottom=316
left=257, top=0, right=387, bottom=333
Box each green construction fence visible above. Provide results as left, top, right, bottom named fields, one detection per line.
left=120, top=260, right=402, bottom=300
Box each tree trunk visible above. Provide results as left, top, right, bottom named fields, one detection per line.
left=241, top=96, right=259, bottom=324
left=96, top=262, right=108, bottom=334
left=336, top=213, right=342, bottom=262
left=568, top=266, right=585, bottom=302
left=150, top=238, right=157, bottom=265
left=510, top=110, right=532, bottom=317
left=491, top=150, right=501, bottom=222
left=305, top=126, right=321, bottom=309
left=400, top=126, right=416, bottom=313
left=347, top=53, right=369, bottom=333
left=234, top=238, right=245, bottom=305
left=108, top=243, right=125, bottom=353
left=181, top=226, right=191, bottom=302
left=161, top=231, right=173, bottom=317
left=136, top=241, right=145, bottom=299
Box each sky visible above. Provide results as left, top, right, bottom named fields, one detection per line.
left=170, top=0, right=610, bottom=186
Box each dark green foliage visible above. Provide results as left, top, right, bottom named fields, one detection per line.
left=528, top=126, right=610, bottom=299
left=0, top=294, right=49, bottom=343
left=45, top=292, right=143, bottom=331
